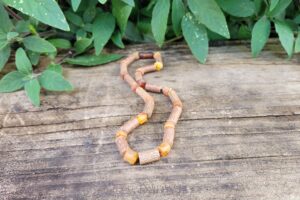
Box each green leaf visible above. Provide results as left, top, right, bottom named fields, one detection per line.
left=0, top=39, right=8, bottom=51
left=122, top=0, right=135, bottom=7
left=274, top=21, right=294, bottom=58
left=27, top=51, right=40, bottom=66
left=65, top=11, right=84, bottom=27
left=268, top=0, right=292, bottom=17
left=98, top=0, right=107, bottom=4
left=23, top=36, right=56, bottom=53
left=0, top=45, right=10, bottom=70
left=16, top=48, right=32, bottom=75
left=0, top=71, right=25, bottom=92
left=47, top=64, right=63, bottom=74
left=295, top=33, right=300, bottom=53
left=112, top=0, right=133, bottom=34
left=74, top=38, right=93, bottom=54
left=39, top=70, right=73, bottom=91
left=93, top=13, right=116, bottom=55
left=6, top=32, right=19, bottom=41
left=0, top=3, right=13, bottom=33
left=151, top=0, right=171, bottom=47
left=65, top=54, right=123, bottom=66
left=83, top=5, right=97, bottom=23
left=269, top=0, right=280, bottom=12
left=111, top=31, right=125, bottom=49
left=172, top=0, right=185, bottom=36
left=2, top=0, right=69, bottom=31
left=216, top=0, right=255, bottom=17
left=182, top=13, right=208, bottom=64
left=25, top=78, right=40, bottom=106
left=251, top=16, right=271, bottom=57
left=71, top=0, right=81, bottom=11
left=188, top=0, right=230, bottom=38
left=48, top=38, right=72, bottom=49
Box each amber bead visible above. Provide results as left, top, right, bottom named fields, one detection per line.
left=158, top=142, right=171, bottom=157
left=123, top=148, right=138, bottom=165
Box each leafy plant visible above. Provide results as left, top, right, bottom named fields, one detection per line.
left=0, top=0, right=299, bottom=106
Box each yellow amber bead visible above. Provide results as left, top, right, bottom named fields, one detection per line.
left=154, top=62, right=163, bottom=71
left=123, top=148, right=138, bottom=165
left=164, top=121, right=175, bottom=128
left=137, top=113, right=148, bottom=125
left=116, top=130, right=127, bottom=139
left=158, top=143, right=171, bottom=157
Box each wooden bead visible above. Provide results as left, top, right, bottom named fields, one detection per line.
left=120, top=118, right=139, bottom=133
left=153, top=52, right=162, bottom=62
left=162, top=87, right=171, bottom=96
left=137, top=113, right=148, bottom=125
left=145, top=83, right=162, bottom=93
left=135, top=70, right=143, bottom=81
left=169, top=90, right=182, bottom=106
left=163, top=126, right=175, bottom=146
left=139, top=52, right=154, bottom=59
left=138, top=149, right=160, bottom=165
left=124, top=74, right=138, bottom=90
left=143, top=98, right=154, bottom=118
left=173, top=99, right=183, bottom=107
left=115, top=136, right=128, bottom=156
left=123, top=148, right=138, bottom=165
left=139, top=65, right=156, bottom=74
left=167, top=106, right=182, bottom=124
left=158, top=142, right=171, bottom=157
left=136, top=87, right=152, bottom=101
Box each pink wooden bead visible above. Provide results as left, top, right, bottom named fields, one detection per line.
left=115, top=136, right=129, bottom=156
left=138, top=149, right=160, bottom=165
left=136, top=87, right=152, bottom=102
left=120, top=118, right=140, bottom=133
left=163, top=127, right=175, bottom=146
left=145, top=84, right=162, bottom=93
left=139, top=65, right=156, bottom=74
left=167, top=106, right=182, bottom=124
left=143, top=98, right=155, bottom=117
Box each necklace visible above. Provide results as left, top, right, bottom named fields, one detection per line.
left=116, top=52, right=183, bottom=165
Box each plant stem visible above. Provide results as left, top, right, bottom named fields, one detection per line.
left=5, top=6, right=22, bottom=20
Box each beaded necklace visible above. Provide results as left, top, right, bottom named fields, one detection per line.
left=116, top=52, right=183, bottom=165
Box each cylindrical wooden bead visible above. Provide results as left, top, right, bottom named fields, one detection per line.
left=167, top=106, right=182, bottom=124
left=143, top=99, right=154, bottom=117
left=138, top=149, right=160, bottom=165
left=169, top=90, right=182, bottom=105
left=158, top=142, right=171, bottom=157
left=120, top=118, right=140, bottom=133
left=162, top=87, right=171, bottom=96
left=139, top=65, right=156, bottom=74
left=153, top=52, right=162, bottom=63
left=115, top=136, right=128, bottom=156
left=163, top=126, right=175, bottom=146
left=124, top=74, right=138, bottom=91
left=136, top=87, right=152, bottom=102
left=139, top=52, right=154, bottom=59
left=135, top=71, right=143, bottom=82
left=120, top=62, right=128, bottom=79
left=123, top=147, right=138, bottom=165
left=145, top=83, right=162, bottom=93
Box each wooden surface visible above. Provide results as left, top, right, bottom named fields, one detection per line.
left=1, top=42, right=300, bottom=199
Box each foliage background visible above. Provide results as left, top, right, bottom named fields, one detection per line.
left=0, top=0, right=300, bottom=106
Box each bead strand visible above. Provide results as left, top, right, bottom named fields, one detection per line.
left=115, top=51, right=183, bottom=165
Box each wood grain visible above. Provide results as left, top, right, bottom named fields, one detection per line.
left=1, top=42, right=300, bottom=199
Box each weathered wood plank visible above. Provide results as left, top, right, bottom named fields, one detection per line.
left=1, top=42, right=300, bottom=199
